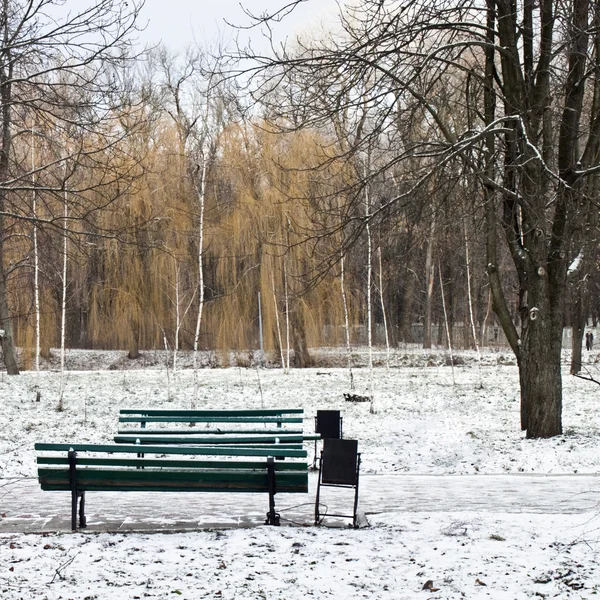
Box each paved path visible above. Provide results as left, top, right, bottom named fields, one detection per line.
left=1, top=473, right=599, bottom=533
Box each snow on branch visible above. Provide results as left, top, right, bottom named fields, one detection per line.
left=567, top=250, right=584, bottom=276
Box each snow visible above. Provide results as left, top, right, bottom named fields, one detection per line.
left=1, top=347, right=600, bottom=598
left=568, top=250, right=584, bottom=275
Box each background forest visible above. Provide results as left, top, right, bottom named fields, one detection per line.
left=6, top=81, right=523, bottom=364
left=1, top=0, right=600, bottom=408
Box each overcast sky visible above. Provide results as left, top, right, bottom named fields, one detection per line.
left=136, top=0, right=340, bottom=51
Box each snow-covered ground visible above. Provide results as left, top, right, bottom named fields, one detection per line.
left=1, top=347, right=600, bottom=599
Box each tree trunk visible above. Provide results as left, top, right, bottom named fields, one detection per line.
left=570, top=280, right=586, bottom=375
left=397, top=230, right=417, bottom=343
left=340, top=254, right=354, bottom=389
left=192, top=155, right=207, bottom=402
left=0, top=49, right=18, bottom=374
left=444, top=262, right=455, bottom=347
left=423, top=218, right=435, bottom=349
left=60, top=186, right=69, bottom=374
left=436, top=315, right=444, bottom=346
left=518, top=258, right=564, bottom=438
left=32, top=134, right=40, bottom=373
left=0, top=261, right=19, bottom=374
left=399, top=263, right=417, bottom=343
left=290, top=310, right=312, bottom=368
left=128, top=333, right=140, bottom=360
left=521, top=328, right=563, bottom=438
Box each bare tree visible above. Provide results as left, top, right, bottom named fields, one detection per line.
left=236, top=0, right=600, bottom=438
left=0, top=0, right=145, bottom=374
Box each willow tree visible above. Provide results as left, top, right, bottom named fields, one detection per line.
left=239, top=0, right=600, bottom=438
left=204, top=122, right=356, bottom=363
left=0, top=0, right=144, bottom=373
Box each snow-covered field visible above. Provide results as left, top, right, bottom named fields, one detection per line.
left=2, top=348, right=600, bottom=599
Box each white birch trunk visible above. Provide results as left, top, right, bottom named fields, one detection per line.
left=59, top=183, right=68, bottom=403
left=272, top=274, right=285, bottom=370
left=340, top=253, right=354, bottom=390
left=162, top=328, right=172, bottom=401
left=257, top=291, right=263, bottom=360
left=438, top=262, right=455, bottom=386
left=284, top=262, right=290, bottom=373
left=377, top=246, right=390, bottom=369
left=464, top=220, right=482, bottom=388
left=173, top=264, right=180, bottom=378
left=481, top=289, right=493, bottom=348
left=365, top=183, right=375, bottom=412
left=192, top=155, right=207, bottom=406
left=32, top=133, right=40, bottom=372
left=60, top=193, right=68, bottom=375
left=423, top=218, right=436, bottom=349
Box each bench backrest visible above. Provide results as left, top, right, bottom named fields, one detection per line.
left=119, top=409, right=304, bottom=417
left=113, top=434, right=317, bottom=445
left=119, top=416, right=304, bottom=424
left=118, top=408, right=304, bottom=425
left=116, top=407, right=320, bottom=446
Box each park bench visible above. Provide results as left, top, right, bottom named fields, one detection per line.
left=115, top=408, right=321, bottom=447
left=35, top=442, right=308, bottom=530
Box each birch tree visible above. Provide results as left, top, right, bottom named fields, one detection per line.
left=377, top=246, right=390, bottom=369
left=152, top=46, right=231, bottom=402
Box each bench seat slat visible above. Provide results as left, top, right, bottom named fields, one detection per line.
left=40, top=483, right=308, bottom=493
left=37, top=457, right=308, bottom=470
left=35, top=442, right=307, bottom=458
left=40, top=482, right=308, bottom=493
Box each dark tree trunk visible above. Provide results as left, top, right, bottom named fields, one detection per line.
left=291, top=311, right=312, bottom=368
left=396, top=228, right=418, bottom=344
left=519, top=277, right=564, bottom=438
left=128, top=315, right=141, bottom=359
left=398, top=269, right=416, bottom=343
left=0, top=260, right=19, bottom=374
left=570, top=281, right=586, bottom=375
left=0, top=34, right=18, bottom=375
left=128, top=339, right=140, bottom=360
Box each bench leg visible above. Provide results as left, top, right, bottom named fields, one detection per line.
left=265, top=457, right=280, bottom=526
left=68, top=449, right=87, bottom=530
left=70, top=491, right=87, bottom=531
left=79, top=491, right=87, bottom=529
left=68, top=450, right=79, bottom=531
left=71, top=486, right=78, bottom=531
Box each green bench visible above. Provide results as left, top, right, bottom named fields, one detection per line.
left=116, top=408, right=321, bottom=446
left=35, top=442, right=308, bottom=530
